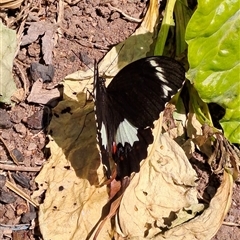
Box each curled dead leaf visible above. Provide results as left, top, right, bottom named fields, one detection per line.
left=116, top=133, right=234, bottom=239
left=116, top=133, right=199, bottom=238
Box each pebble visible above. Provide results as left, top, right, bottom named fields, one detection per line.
left=29, top=62, right=55, bottom=82
left=23, top=150, right=33, bottom=157
left=25, top=108, right=51, bottom=129
left=27, top=142, right=37, bottom=151
left=14, top=123, right=27, bottom=136
left=10, top=105, right=26, bottom=124
left=1, top=130, right=11, bottom=140
left=0, top=109, right=13, bottom=129
left=12, top=173, right=30, bottom=189
left=21, top=211, right=37, bottom=224
left=0, top=175, right=6, bottom=188
left=11, top=148, right=24, bottom=162
left=0, top=190, right=17, bottom=204
left=16, top=202, right=28, bottom=216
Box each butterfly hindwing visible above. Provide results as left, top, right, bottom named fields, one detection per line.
left=94, top=56, right=185, bottom=179
left=113, top=123, right=153, bottom=179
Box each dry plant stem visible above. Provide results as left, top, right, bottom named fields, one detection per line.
left=108, top=3, right=143, bottom=22
left=97, top=168, right=117, bottom=187
left=11, top=2, right=33, bottom=25
left=57, top=0, right=65, bottom=25
left=31, top=129, right=45, bottom=139
left=7, top=171, right=15, bottom=184
left=93, top=177, right=131, bottom=239
left=0, top=164, right=41, bottom=172
left=16, top=17, right=27, bottom=57
left=5, top=180, right=39, bottom=207
left=0, top=136, right=19, bottom=165
left=93, top=195, right=123, bottom=240
left=223, top=221, right=240, bottom=227
left=0, top=223, right=30, bottom=231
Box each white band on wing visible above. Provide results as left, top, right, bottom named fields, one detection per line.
left=115, top=119, right=139, bottom=146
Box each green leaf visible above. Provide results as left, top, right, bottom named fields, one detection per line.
left=185, top=0, right=240, bottom=144
left=0, top=22, right=17, bottom=104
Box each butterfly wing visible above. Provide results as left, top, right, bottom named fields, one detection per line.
left=107, top=56, right=185, bottom=128
left=107, top=56, right=185, bottom=178
left=93, top=61, right=114, bottom=178
left=94, top=56, right=185, bottom=179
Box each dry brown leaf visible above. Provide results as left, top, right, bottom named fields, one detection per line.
left=187, top=113, right=213, bottom=157
left=116, top=133, right=200, bottom=238
left=34, top=90, right=111, bottom=239
left=116, top=130, right=233, bottom=239
left=158, top=170, right=233, bottom=240
left=186, top=112, right=202, bottom=139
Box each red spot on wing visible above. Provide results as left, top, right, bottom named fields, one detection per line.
left=112, top=142, right=117, bottom=154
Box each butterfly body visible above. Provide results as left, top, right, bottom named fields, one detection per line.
left=93, top=56, right=185, bottom=179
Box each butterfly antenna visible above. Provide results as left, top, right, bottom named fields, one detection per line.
left=101, top=43, right=125, bottom=78
left=71, top=50, right=96, bottom=98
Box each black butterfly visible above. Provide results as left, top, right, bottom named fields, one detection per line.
left=93, top=56, right=185, bottom=179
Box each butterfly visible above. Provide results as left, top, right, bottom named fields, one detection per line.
left=93, top=56, right=185, bottom=179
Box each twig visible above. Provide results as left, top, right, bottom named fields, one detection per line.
left=5, top=180, right=39, bottom=208
left=57, top=0, right=65, bottom=25
left=0, top=164, right=41, bottom=172
left=223, top=221, right=240, bottom=227
left=108, top=3, right=143, bottom=23
left=0, top=223, right=30, bottom=231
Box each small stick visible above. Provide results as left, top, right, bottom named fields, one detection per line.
left=108, top=4, right=143, bottom=23
left=0, top=164, right=41, bottom=172
left=222, top=221, right=240, bottom=227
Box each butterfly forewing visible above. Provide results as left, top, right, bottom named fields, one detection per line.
left=94, top=56, right=185, bottom=179
left=93, top=61, right=113, bottom=178
left=107, top=56, right=185, bottom=128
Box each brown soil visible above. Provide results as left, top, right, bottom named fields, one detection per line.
left=0, top=1, right=239, bottom=239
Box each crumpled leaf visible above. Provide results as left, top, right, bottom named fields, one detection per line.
left=116, top=132, right=201, bottom=238
left=116, top=130, right=233, bottom=239
left=170, top=204, right=205, bottom=228
left=186, top=113, right=213, bottom=158
left=185, top=0, right=240, bottom=144
left=21, top=21, right=56, bottom=64
left=0, top=22, right=17, bottom=104
left=115, top=113, right=234, bottom=239
left=34, top=90, right=111, bottom=239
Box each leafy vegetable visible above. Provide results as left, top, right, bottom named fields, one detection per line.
left=185, top=0, right=240, bottom=143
